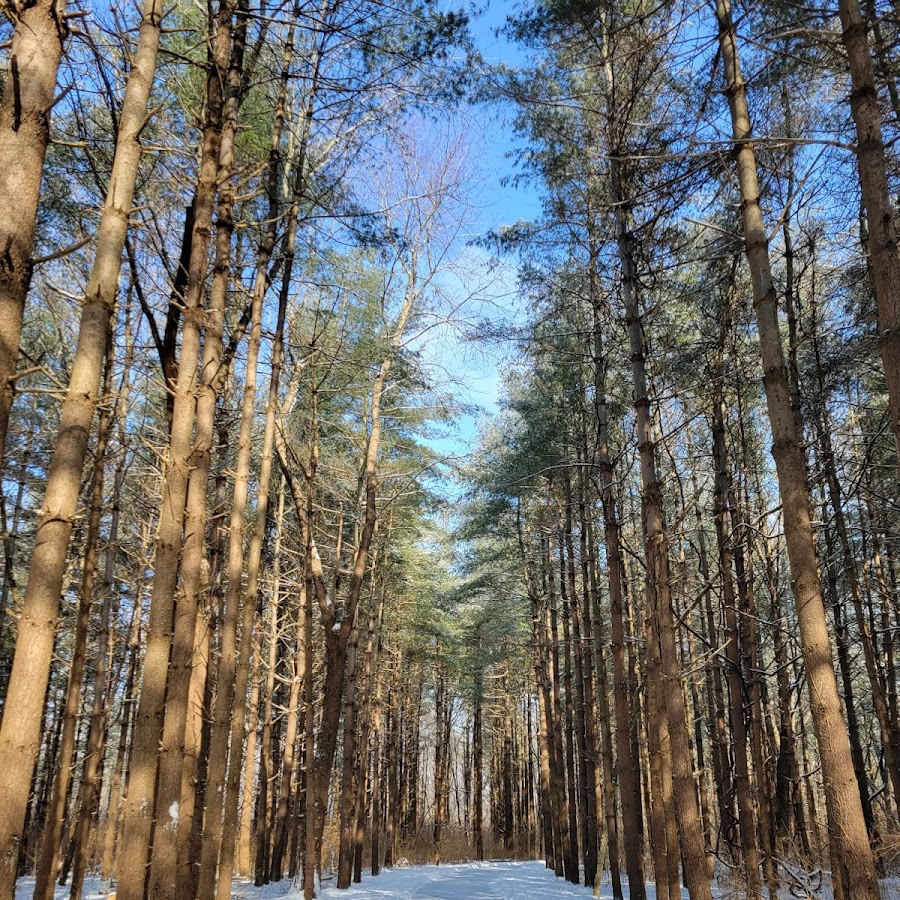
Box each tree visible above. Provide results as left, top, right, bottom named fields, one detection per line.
left=0, top=1, right=164, bottom=893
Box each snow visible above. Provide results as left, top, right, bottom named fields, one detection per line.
left=14, top=861, right=900, bottom=900
left=15, top=877, right=110, bottom=900
left=234, top=862, right=900, bottom=900
left=318, top=861, right=676, bottom=899
left=224, top=862, right=673, bottom=900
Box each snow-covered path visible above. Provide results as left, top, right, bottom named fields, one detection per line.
left=16, top=862, right=900, bottom=900
left=317, top=860, right=663, bottom=899
left=18, top=865, right=653, bottom=900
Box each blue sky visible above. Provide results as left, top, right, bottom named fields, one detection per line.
left=417, top=0, right=542, bottom=469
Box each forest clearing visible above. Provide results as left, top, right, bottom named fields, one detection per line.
left=1, top=0, right=900, bottom=897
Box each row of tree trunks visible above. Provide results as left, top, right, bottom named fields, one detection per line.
left=713, top=1, right=882, bottom=896
left=0, top=1, right=165, bottom=894
left=6, top=1, right=900, bottom=898
left=142, top=2, right=238, bottom=891
left=610, top=137, right=713, bottom=900
left=709, top=301, right=765, bottom=900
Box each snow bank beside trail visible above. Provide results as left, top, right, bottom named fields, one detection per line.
left=15, top=877, right=109, bottom=900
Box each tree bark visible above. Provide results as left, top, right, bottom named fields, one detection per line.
left=586, top=271, right=646, bottom=898
left=0, top=0, right=69, bottom=463
left=100, top=606, right=143, bottom=888
left=146, top=6, right=236, bottom=891
left=0, top=2, right=164, bottom=893
left=710, top=309, right=764, bottom=900
left=473, top=688, right=484, bottom=861
left=610, top=149, right=712, bottom=899
left=33, top=334, right=115, bottom=900
left=838, top=0, right=900, bottom=467
left=714, top=1, right=883, bottom=893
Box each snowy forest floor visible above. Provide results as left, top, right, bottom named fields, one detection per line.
left=14, top=861, right=900, bottom=900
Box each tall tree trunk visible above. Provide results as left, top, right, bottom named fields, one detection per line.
left=194, top=7, right=276, bottom=893
left=710, top=310, right=765, bottom=900
left=531, top=588, right=558, bottom=872
left=819, top=493, right=878, bottom=842
left=810, top=338, right=900, bottom=808
left=579, top=470, right=623, bottom=898
left=546, top=531, right=577, bottom=883
left=714, top=2, right=882, bottom=894
left=336, top=595, right=365, bottom=887
left=237, top=622, right=263, bottom=878
left=0, top=0, right=69, bottom=464
left=838, top=0, right=900, bottom=467
left=115, top=1, right=236, bottom=891
left=0, top=1, right=164, bottom=892
left=737, top=456, right=781, bottom=889
left=100, top=606, right=143, bottom=888
left=644, top=609, right=678, bottom=900
left=587, top=274, right=646, bottom=899
left=434, top=661, right=447, bottom=863
left=147, top=5, right=237, bottom=891
left=33, top=333, right=115, bottom=900
left=270, top=595, right=304, bottom=882
left=691, top=466, right=734, bottom=856
left=302, top=545, right=316, bottom=899
left=473, top=687, right=484, bottom=861
left=609, top=147, right=712, bottom=898
left=352, top=585, right=385, bottom=882
left=255, top=549, right=282, bottom=885
left=556, top=557, right=580, bottom=882
left=384, top=655, right=402, bottom=870
left=225, top=9, right=314, bottom=881
left=562, top=476, right=602, bottom=889
left=69, top=409, right=130, bottom=900
left=770, top=571, right=811, bottom=858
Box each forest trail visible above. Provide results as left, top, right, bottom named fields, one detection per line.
left=317, top=861, right=654, bottom=899
left=13, top=864, right=900, bottom=900
left=4, top=0, right=900, bottom=893
left=13, top=865, right=651, bottom=900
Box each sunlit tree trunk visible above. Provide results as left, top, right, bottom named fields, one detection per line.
left=100, top=601, right=143, bottom=888
left=578, top=460, right=623, bottom=898
left=69, top=396, right=130, bottom=900
left=555, top=545, right=580, bottom=882
left=33, top=333, right=115, bottom=900
left=473, top=686, right=484, bottom=861
left=270, top=596, right=304, bottom=882
left=545, top=530, right=577, bottom=883
left=336, top=591, right=364, bottom=887
left=434, top=660, right=448, bottom=863
left=838, top=0, right=900, bottom=468
left=0, top=0, right=69, bottom=464
left=0, top=3, right=164, bottom=893
left=643, top=609, right=678, bottom=900
left=714, top=2, right=882, bottom=894
left=146, top=7, right=237, bottom=893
